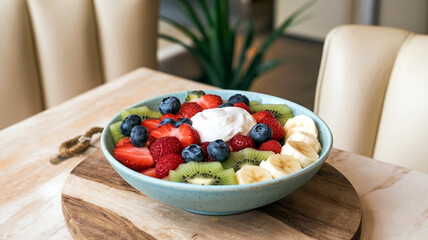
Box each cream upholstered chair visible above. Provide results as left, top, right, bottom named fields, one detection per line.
left=0, top=0, right=159, bottom=129
left=315, top=25, right=428, bottom=174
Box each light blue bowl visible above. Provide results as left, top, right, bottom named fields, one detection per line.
left=101, top=90, right=333, bottom=215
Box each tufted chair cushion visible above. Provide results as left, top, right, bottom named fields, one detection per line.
left=0, top=0, right=158, bottom=129
left=315, top=25, right=428, bottom=173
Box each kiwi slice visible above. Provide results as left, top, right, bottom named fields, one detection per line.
left=186, top=90, right=205, bottom=101
left=110, top=121, right=126, bottom=145
left=250, top=104, right=293, bottom=126
left=169, top=162, right=237, bottom=185
left=249, top=100, right=259, bottom=107
left=120, top=106, right=161, bottom=121
left=222, top=148, right=275, bottom=172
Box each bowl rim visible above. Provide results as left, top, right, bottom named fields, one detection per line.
left=101, top=89, right=333, bottom=192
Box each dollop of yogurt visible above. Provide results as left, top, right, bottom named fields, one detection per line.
left=191, top=107, right=257, bottom=142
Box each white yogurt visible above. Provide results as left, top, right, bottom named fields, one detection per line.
left=191, top=107, right=257, bottom=142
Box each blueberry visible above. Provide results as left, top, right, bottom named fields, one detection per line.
left=250, top=123, right=272, bottom=145
left=181, top=144, right=205, bottom=162
left=228, top=94, right=249, bottom=106
left=175, top=118, right=192, bottom=127
left=120, top=114, right=142, bottom=136
left=158, top=118, right=177, bottom=127
left=207, top=139, right=230, bottom=162
left=217, top=103, right=233, bottom=108
left=130, top=125, right=148, bottom=147
left=159, top=96, right=181, bottom=114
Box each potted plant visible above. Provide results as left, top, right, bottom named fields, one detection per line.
left=160, top=0, right=314, bottom=90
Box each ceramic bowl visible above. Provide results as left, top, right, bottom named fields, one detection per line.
left=101, top=90, right=333, bottom=215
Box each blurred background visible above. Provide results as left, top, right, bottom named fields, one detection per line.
left=1, top=0, right=427, bottom=130
left=159, top=0, right=428, bottom=110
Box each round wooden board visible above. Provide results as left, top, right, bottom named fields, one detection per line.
left=61, top=151, right=361, bottom=240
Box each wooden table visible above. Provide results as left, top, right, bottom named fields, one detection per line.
left=0, top=68, right=427, bottom=239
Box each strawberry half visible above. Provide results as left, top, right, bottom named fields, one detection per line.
left=116, top=137, right=132, bottom=148
left=192, top=94, right=223, bottom=109
left=252, top=110, right=275, bottom=123
left=142, top=119, right=161, bottom=134
left=177, top=102, right=203, bottom=119
left=155, top=154, right=184, bottom=178
left=233, top=102, right=251, bottom=114
left=150, top=123, right=201, bottom=148
left=160, top=113, right=181, bottom=121
left=149, top=136, right=183, bottom=162
left=199, top=142, right=215, bottom=162
left=230, top=134, right=256, bottom=151
left=227, top=142, right=235, bottom=153
left=259, top=117, right=285, bottom=141
left=140, top=168, right=159, bottom=178
left=114, top=142, right=154, bottom=172
left=258, top=140, right=282, bottom=154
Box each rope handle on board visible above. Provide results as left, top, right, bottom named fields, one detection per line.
left=50, top=127, right=103, bottom=164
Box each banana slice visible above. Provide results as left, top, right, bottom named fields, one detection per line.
left=284, top=115, right=318, bottom=139
left=260, top=154, right=302, bottom=179
left=286, top=131, right=321, bottom=153
left=281, top=140, right=319, bottom=168
left=235, top=165, right=273, bottom=184
left=285, top=126, right=318, bottom=140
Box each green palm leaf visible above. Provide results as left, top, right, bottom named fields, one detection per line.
left=240, top=58, right=288, bottom=90
left=160, top=16, right=209, bottom=56
left=196, top=0, right=213, bottom=27
left=260, top=0, right=315, bottom=53
left=231, top=20, right=254, bottom=89
left=176, top=0, right=208, bottom=39
left=159, top=0, right=315, bottom=90
left=159, top=34, right=222, bottom=87
left=243, top=0, right=315, bottom=87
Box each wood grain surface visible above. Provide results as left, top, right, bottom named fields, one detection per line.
left=2, top=68, right=428, bottom=239
left=0, top=68, right=218, bottom=239
left=62, top=151, right=362, bottom=240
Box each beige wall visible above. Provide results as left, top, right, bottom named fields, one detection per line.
left=378, top=0, right=428, bottom=34
left=274, top=0, right=355, bottom=40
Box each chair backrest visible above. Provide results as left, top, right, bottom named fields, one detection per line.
left=0, top=0, right=158, bottom=129
left=315, top=25, right=428, bottom=173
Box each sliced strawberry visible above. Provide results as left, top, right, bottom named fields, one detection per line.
left=140, top=168, right=159, bottom=178
left=199, top=142, right=215, bottom=162
left=116, top=137, right=132, bottom=148
left=252, top=110, right=275, bottom=123
left=114, top=145, right=154, bottom=172
left=150, top=123, right=201, bottom=148
left=175, top=124, right=201, bottom=147
left=142, top=119, right=161, bottom=134
left=155, top=154, right=184, bottom=178
left=160, top=113, right=181, bottom=121
left=233, top=102, right=251, bottom=114
left=230, top=134, right=256, bottom=151
left=149, top=136, right=183, bottom=162
left=192, top=94, right=223, bottom=109
left=258, top=140, right=282, bottom=154
left=227, top=142, right=235, bottom=152
left=259, top=117, right=285, bottom=141
left=148, top=135, right=157, bottom=146
left=150, top=124, right=175, bottom=139
left=177, top=102, right=203, bottom=119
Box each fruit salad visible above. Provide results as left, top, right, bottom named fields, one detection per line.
left=110, top=91, right=322, bottom=185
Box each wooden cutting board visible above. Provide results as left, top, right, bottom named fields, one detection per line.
left=61, top=151, right=361, bottom=240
